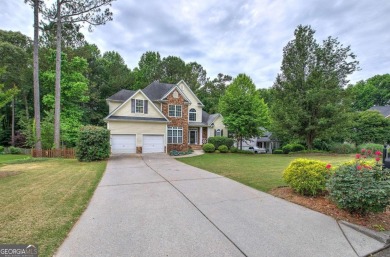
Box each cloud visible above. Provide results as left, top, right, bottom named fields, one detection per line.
left=1, top=0, right=390, bottom=88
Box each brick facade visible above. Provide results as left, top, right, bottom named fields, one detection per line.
left=162, top=90, right=189, bottom=152
left=202, top=127, right=207, bottom=144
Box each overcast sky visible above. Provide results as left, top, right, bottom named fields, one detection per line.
left=1, top=0, right=389, bottom=88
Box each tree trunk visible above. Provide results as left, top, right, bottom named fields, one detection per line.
left=11, top=97, right=15, bottom=146
left=33, top=0, right=42, bottom=155
left=306, top=133, right=315, bottom=150
left=54, top=0, right=62, bottom=151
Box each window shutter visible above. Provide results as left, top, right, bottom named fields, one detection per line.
left=221, top=129, right=224, bottom=136
left=214, top=129, right=216, bottom=136
left=144, top=100, right=148, bottom=114
left=131, top=99, right=135, bottom=113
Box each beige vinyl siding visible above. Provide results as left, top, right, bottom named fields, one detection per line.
left=108, top=101, right=121, bottom=114
left=177, top=81, right=202, bottom=122
left=108, top=121, right=166, bottom=146
left=114, top=91, right=163, bottom=118
left=208, top=116, right=228, bottom=137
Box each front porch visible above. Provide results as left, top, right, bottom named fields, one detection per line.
left=188, top=126, right=208, bottom=149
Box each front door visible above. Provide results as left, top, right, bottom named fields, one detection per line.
left=189, top=129, right=198, bottom=144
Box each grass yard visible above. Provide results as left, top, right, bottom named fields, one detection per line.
left=0, top=158, right=106, bottom=257
left=178, top=153, right=354, bottom=192
left=0, top=154, right=30, bottom=164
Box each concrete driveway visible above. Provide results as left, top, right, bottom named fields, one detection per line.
left=55, top=154, right=387, bottom=257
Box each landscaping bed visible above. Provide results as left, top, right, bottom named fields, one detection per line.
left=270, top=186, right=390, bottom=231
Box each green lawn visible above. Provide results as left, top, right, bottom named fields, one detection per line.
left=0, top=158, right=106, bottom=257
left=178, top=153, right=354, bottom=192
left=0, top=154, right=31, bottom=164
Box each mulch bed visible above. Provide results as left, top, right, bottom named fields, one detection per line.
left=270, top=187, right=390, bottom=231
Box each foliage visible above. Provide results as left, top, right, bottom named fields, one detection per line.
left=169, top=149, right=193, bottom=156
left=346, top=74, right=390, bottom=111
left=0, top=146, right=4, bottom=154
left=230, top=146, right=238, bottom=153
left=271, top=25, right=358, bottom=149
left=346, top=110, right=390, bottom=145
left=197, top=73, right=231, bottom=113
left=282, top=143, right=305, bottom=154
left=218, top=145, right=229, bottom=153
left=357, top=144, right=384, bottom=156
left=9, top=146, right=22, bottom=154
left=283, top=158, right=329, bottom=196
left=208, top=136, right=234, bottom=149
left=219, top=74, right=270, bottom=148
left=202, top=143, right=215, bottom=153
left=329, top=142, right=356, bottom=154
left=273, top=149, right=283, bottom=154
left=327, top=154, right=390, bottom=215
left=76, top=125, right=110, bottom=162
left=237, top=149, right=255, bottom=154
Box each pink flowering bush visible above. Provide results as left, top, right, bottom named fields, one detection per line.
left=327, top=150, right=390, bottom=215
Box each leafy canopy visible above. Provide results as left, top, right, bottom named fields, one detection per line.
left=219, top=74, right=269, bottom=143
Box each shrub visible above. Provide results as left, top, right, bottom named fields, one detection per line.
left=76, top=126, right=110, bottom=162
left=327, top=150, right=390, bottom=215
left=230, top=146, right=238, bottom=153
left=283, top=158, right=329, bottom=196
left=0, top=146, right=4, bottom=154
left=357, top=143, right=384, bottom=156
left=313, top=139, right=331, bottom=151
left=329, top=142, right=356, bottom=154
left=273, top=149, right=283, bottom=154
left=237, top=149, right=254, bottom=154
left=282, top=143, right=305, bottom=154
left=208, top=136, right=234, bottom=149
left=169, top=149, right=193, bottom=156
left=327, top=165, right=390, bottom=215
left=202, top=143, right=215, bottom=153
left=9, top=146, right=22, bottom=154
left=218, top=145, right=229, bottom=153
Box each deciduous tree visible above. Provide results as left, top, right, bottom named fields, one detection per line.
left=218, top=74, right=269, bottom=149
left=271, top=25, right=359, bottom=149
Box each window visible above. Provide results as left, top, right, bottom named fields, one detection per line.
left=168, top=105, right=182, bottom=117
left=135, top=99, right=144, bottom=113
left=167, top=127, right=183, bottom=144
left=189, top=108, right=196, bottom=121
left=216, top=129, right=221, bottom=136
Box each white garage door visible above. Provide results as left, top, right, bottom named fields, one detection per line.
left=111, top=135, right=136, bottom=154
left=143, top=135, right=164, bottom=153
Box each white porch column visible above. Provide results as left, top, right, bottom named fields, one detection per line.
left=199, top=127, right=203, bottom=145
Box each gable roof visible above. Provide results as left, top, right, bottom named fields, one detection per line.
left=107, top=89, right=135, bottom=101
left=142, top=81, right=176, bottom=101
left=369, top=106, right=390, bottom=118
left=104, top=89, right=168, bottom=122
left=177, top=80, right=204, bottom=106
left=202, top=110, right=221, bottom=125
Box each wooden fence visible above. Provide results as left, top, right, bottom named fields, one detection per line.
left=31, top=148, right=76, bottom=159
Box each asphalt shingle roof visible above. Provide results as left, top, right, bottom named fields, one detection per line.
left=142, top=81, right=176, bottom=101
left=107, top=89, right=135, bottom=101
left=369, top=106, right=390, bottom=118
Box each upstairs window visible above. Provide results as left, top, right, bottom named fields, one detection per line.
left=169, top=105, right=182, bottom=117
left=189, top=108, right=196, bottom=121
left=131, top=99, right=148, bottom=114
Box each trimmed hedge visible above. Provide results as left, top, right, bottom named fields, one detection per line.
left=9, top=146, right=22, bottom=154
left=76, top=125, right=110, bottom=162
left=230, top=146, right=238, bottom=153
left=202, top=143, right=215, bottom=153
left=218, top=145, right=229, bottom=153
left=208, top=136, right=234, bottom=149
left=282, top=143, right=305, bottom=154
left=283, top=158, right=329, bottom=196
left=273, top=149, right=283, bottom=154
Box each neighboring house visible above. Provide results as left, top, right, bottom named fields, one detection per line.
left=104, top=80, right=228, bottom=154
left=236, top=131, right=280, bottom=153
left=369, top=106, right=390, bottom=118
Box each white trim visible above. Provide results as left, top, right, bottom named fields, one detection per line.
left=177, top=80, right=204, bottom=106
left=161, top=86, right=192, bottom=104
left=199, top=127, right=203, bottom=145
left=104, top=90, right=168, bottom=121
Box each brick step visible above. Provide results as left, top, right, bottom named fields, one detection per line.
left=189, top=145, right=202, bottom=150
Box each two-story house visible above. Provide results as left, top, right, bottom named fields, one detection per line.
left=104, top=80, right=227, bottom=154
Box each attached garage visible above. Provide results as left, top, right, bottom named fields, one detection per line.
left=143, top=135, right=165, bottom=153
left=111, top=134, right=136, bottom=154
